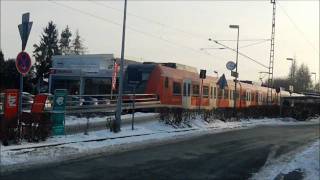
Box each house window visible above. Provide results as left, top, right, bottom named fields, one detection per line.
left=173, top=82, right=181, bottom=95
left=203, top=86, right=209, bottom=97
left=192, top=85, right=199, bottom=96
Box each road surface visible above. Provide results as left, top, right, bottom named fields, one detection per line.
left=1, top=124, right=319, bottom=180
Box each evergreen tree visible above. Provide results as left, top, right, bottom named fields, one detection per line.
left=0, top=51, right=5, bottom=90
left=71, top=30, right=86, bottom=55
left=2, top=59, right=20, bottom=89
left=33, top=21, right=60, bottom=80
left=59, top=26, right=72, bottom=55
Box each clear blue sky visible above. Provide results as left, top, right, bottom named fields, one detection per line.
left=1, top=1, right=319, bottom=83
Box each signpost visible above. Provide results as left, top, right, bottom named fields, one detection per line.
left=226, top=60, right=238, bottom=118
left=16, top=51, right=31, bottom=76
left=226, top=61, right=236, bottom=71
left=16, top=13, right=33, bottom=141
left=217, top=74, right=228, bottom=89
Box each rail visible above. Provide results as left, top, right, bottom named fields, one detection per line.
left=0, top=93, right=162, bottom=114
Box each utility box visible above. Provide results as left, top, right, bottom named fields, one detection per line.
left=51, top=89, right=67, bottom=135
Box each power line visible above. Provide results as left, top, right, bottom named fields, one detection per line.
left=213, top=40, right=269, bottom=69
left=212, top=39, right=270, bottom=42
left=91, top=1, right=209, bottom=41
left=238, top=40, right=270, bottom=49
left=49, top=1, right=216, bottom=59
left=278, top=2, right=319, bottom=54
left=201, top=39, right=269, bottom=50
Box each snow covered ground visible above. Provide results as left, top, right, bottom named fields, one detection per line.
left=65, top=112, right=158, bottom=126
left=251, top=140, right=320, bottom=180
left=0, top=115, right=319, bottom=173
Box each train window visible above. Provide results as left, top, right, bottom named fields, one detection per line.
left=210, top=87, right=213, bottom=98
left=187, top=84, right=191, bottom=96
left=214, top=87, right=217, bottom=99
left=164, top=77, right=169, bottom=88
left=241, top=92, right=246, bottom=100
left=183, top=83, right=187, bottom=96
left=128, top=68, right=139, bottom=82
left=192, top=85, right=199, bottom=96
left=224, top=89, right=229, bottom=99
left=141, top=72, right=149, bottom=81
left=218, top=88, right=223, bottom=99
left=173, top=82, right=181, bottom=95
left=203, top=86, right=209, bottom=97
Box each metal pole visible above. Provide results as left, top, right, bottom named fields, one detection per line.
left=115, top=0, right=127, bottom=133
left=233, top=27, right=239, bottom=118
left=18, top=74, right=23, bottom=142
left=199, top=78, right=203, bottom=110
left=132, top=87, right=135, bottom=130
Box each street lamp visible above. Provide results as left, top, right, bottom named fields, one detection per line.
left=286, top=57, right=295, bottom=93
left=229, top=24, right=240, bottom=118
left=311, top=72, right=317, bottom=91
left=286, top=57, right=294, bottom=79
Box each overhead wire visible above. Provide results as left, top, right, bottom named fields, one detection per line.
left=213, top=40, right=269, bottom=69
left=90, top=1, right=209, bottom=40
left=278, top=2, right=319, bottom=54
left=49, top=0, right=229, bottom=61
left=49, top=0, right=270, bottom=70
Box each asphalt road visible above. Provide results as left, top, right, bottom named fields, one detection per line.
left=1, top=124, right=319, bottom=180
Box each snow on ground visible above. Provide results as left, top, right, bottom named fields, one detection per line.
left=251, top=140, right=320, bottom=180
left=65, top=112, right=158, bottom=126
left=1, top=115, right=319, bottom=172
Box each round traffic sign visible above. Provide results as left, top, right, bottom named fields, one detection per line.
left=226, top=61, right=236, bottom=71
left=16, top=51, right=31, bottom=76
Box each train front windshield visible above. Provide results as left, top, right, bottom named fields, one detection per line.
left=124, top=64, right=156, bottom=94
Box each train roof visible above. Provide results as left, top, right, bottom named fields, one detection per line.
left=157, top=64, right=217, bottom=83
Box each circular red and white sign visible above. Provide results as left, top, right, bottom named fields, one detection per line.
left=16, top=51, right=32, bottom=76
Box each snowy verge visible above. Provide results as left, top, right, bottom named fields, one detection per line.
left=0, top=116, right=319, bottom=173
left=251, top=139, right=320, bottom=180
left=65, top=112, right=158, bottom=126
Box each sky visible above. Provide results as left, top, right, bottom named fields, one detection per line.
left=1, top=0, right=319, bottom=84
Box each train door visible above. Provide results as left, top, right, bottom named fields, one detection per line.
left=182, top=80, right=191, bottom=109
left=209, top=84, right=216, bottom=109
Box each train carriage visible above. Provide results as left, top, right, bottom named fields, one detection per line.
left=124, top=62, right=292, bottom=110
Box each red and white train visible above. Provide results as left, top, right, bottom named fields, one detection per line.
left=124, top=62, right=292, bottom=109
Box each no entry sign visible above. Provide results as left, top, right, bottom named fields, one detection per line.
left=16, top=51, right=31, bottom=76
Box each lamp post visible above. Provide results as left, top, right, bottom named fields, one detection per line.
left=286, top=57, right=294, bottom=80
left=229, top=24, right=240, bottom=118
left=311, top=72, right=316, bottom=91
left=286, top=57, right=295, bottom=93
